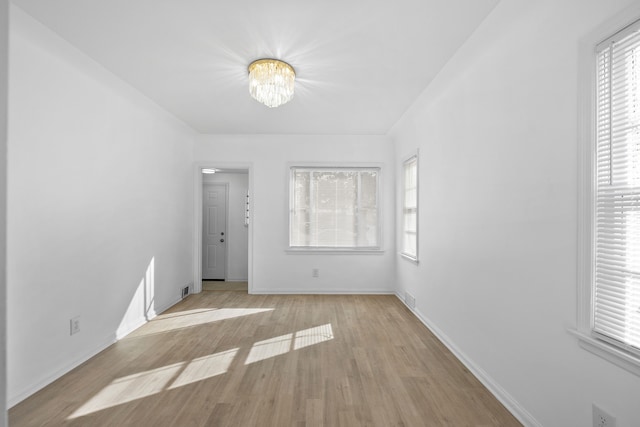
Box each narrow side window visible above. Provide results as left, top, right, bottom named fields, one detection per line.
left=401, top=155, right=418, bottom=261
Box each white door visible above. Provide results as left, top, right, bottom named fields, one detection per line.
left=202, top=183, right=227, bottom=280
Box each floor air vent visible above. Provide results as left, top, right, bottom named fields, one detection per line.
left=181, top=286, right=190, bottom=298
left=405, top=292, right=416, bottom=310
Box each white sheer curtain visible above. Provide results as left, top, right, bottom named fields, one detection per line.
left=402, top=156, right=418, bottom=258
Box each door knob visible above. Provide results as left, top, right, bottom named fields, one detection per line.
left=221, top=232, right=225, bottom=236
left=220, top=239, right=225, bottom=243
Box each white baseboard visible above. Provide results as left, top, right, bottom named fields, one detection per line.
left=251, top=289, right=396, bottom=295
left=8, top=334, right=116, bottom=408
left=395, top=293, right=542, bottom=427
left=155, top=296, right=182, bottom=318
left=8, top=295, right=184, bottom=408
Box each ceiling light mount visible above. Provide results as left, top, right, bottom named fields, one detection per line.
left=248, top=58, right=295, bottom=108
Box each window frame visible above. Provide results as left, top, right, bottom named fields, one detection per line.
left=400, top=152, right=419, bottom=262
left=575, top=9, right=640, bottom=376
left=287, top=164, right=383, bottom=253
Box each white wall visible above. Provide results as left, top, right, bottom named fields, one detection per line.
left=391, top=0, right=640, bottom=426
left=0, top=0, right=7, bottom=423
left=195, top=135, right=395, bottom=294
left=203, top=172, right=249, bottom=281
left=7, top=7, right=195, bottom=405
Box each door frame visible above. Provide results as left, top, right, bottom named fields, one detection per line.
left=202, top=182, right=229, bottom=281
left=193, top=162, right=253, bottom=294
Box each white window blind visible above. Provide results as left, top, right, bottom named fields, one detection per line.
left=290, top=167, right=379, bottom=248
left=402, top=156, right=418, bottom=259
left=594, top=19, right=640, bottom=354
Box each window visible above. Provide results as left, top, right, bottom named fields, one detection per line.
left=592, top=19, right=640, bottom=355
left=289, top=167, right=380, bottom=249
left=401, top=155, right=418, bottom=260
left=577, top=16, right=640, bottom=373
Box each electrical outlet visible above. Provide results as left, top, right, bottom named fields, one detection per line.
left=70, top=316, right=80, bottom=335
left=312, top=268, right=319, bottom=278
left=593, top=404, right=616, bottom=427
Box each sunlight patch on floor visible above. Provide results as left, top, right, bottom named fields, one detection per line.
left=68, top=347, right=239, bottom=420
left=68, top=323, right=333, bottom=419
left=169, top=348, right=238, bottom=389
left=294, top=324, right=334, bottom=350
left=245, top=324, right=334, bottom=364
left=68, top=362, right=183, bottom=418
left=245, top=333, right=294, bottom=364
left=127, top=308, right=273, bottom=337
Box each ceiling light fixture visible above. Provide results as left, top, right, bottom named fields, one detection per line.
left=202, top=168, right=217, bottom=174
left=248, top=58, right=295, bottom=108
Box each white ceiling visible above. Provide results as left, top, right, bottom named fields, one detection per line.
left=12, top=0, right=499, bottom=135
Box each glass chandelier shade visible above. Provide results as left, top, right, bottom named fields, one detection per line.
left=248, top=59, right=295, bottom=108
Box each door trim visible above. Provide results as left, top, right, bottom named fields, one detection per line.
left=193, top=163, right=253, bottom=294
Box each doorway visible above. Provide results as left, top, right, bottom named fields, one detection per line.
left=196, top=166, right=251, bottom=293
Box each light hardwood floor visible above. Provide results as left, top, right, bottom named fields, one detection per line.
left=9, top=292, right=522, bottom=426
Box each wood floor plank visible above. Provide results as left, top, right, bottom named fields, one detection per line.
left=9, top=292, right=522, bottom=426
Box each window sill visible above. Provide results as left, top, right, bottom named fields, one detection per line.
left=400, top=253, right=419, bottom=264
left=569, top=329, right=640, bottom=376
left=286, top=248, right=384, bottom=255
